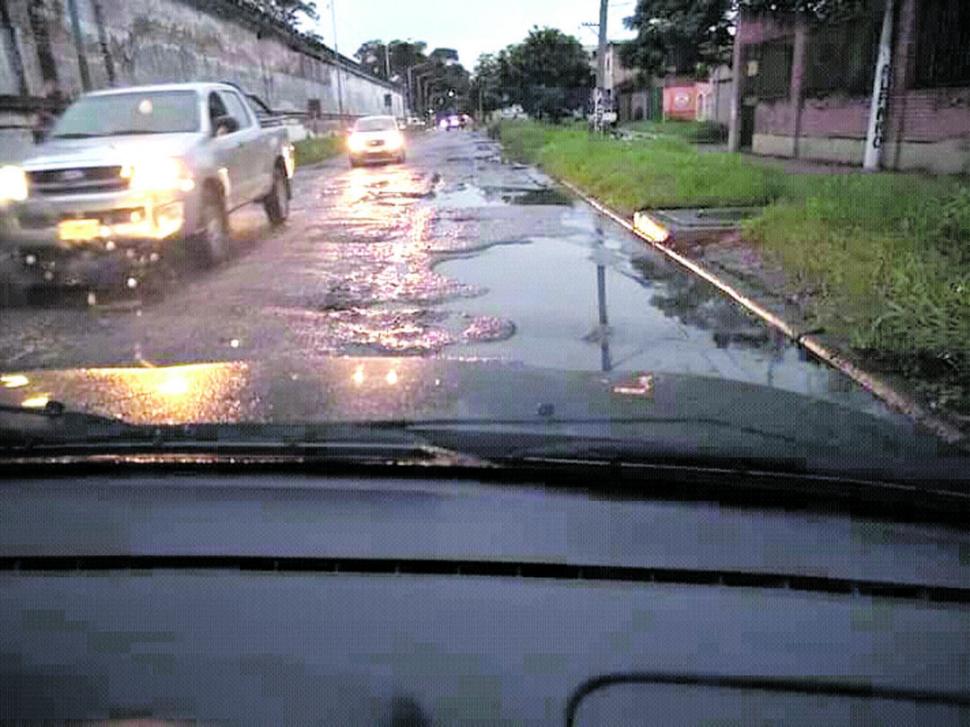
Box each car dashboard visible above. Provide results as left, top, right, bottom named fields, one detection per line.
left=2, top=466, right=969, bottom=724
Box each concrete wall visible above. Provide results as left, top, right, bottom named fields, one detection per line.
left=0, top=0, right=405, bottom=160
left=731, top=2, right=970, bottom=173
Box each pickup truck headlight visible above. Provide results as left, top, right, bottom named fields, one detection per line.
left=0, top=165, right=28, bottom=202
left=122, top=157, right=195, bottom=193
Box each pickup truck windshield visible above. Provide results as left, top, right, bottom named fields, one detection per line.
left=50, top=91, right=200, bottom=137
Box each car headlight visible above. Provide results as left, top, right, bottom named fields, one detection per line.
left=0, top=165, right=28, bottom=203
left=385, top=133, right=404, bottom=151
left=347, top=134, right=366, bottom=153
left=122, top=157, right=195, bottom=193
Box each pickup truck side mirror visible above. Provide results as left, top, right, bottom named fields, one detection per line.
left=213, top=116, right=240, bottom=136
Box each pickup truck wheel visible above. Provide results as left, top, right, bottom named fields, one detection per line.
left=190, top=189, right=228, bottom=267
left=263, top=165, right=290, bottom=226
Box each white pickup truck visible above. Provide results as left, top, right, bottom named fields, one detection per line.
left=0, top=82, right=295, bottom=287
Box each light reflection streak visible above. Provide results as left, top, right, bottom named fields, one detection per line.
left=4, top=363, right=250, bottom=425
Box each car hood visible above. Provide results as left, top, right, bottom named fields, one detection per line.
left=1, top=357, right=965, bottom=478
left=22, top=134, right=202, bottom=169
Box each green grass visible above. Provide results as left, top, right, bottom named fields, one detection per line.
left=496, top=120, right=780, bottom=213
left=624, top=119, right=728, bottom=143
left=494, top=120, right=970, bottom=400
left=293, top=136, right=342, bottom=167
left=745, top=177, right=970, bottom=364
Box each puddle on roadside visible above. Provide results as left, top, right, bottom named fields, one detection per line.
left=505, top=188, right=572, bottom=206
left=434, top=182, right=573, bottom=209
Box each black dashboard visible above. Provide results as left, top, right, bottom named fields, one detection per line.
left=2, top=467, right=969, bottom=724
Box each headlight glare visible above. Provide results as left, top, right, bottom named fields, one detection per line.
left=122, top=157, right=194, bottom=193
left=347, top=134, right=366, bottom=153
left=0, top=166, right=28, bottom=202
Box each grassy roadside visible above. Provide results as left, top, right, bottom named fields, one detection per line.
left=492, top=120, right=970, bottom=416
left=494, top=121, right=788, bottom=213
left=293, top=136, right=342, bottom=167
left=624, top=119, right=728, bottom=143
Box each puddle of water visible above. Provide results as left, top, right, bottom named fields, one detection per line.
left=435, top=236, right=896, bottom=419
left=434, top=183, right=573, bottom=209
left=505, top=188, right=572, bottom=206
left=434, top=184, right=505, bottom=209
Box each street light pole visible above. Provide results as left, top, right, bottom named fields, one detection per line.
left=595, top=0, right=609, bottom=132
left=864, top=0, right=895, bottom=171
left=329, top=0, right=345, bottom=122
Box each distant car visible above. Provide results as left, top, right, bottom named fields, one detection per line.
left=445, top=115, right=461, bottom=131
left=406, top=116, right=425, bottom=128
left=346, top=115, right=406, bottom=167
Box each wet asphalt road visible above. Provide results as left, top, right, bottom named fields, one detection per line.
left=0, top=130, right=895, bottom=418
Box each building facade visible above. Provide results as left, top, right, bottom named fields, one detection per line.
left=728, top=0, right=970, bottom=173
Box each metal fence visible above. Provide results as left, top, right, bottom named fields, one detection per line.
left=805, top=14, right=880, bottom=97
left=743, top=39, right=794, bottom=101
left=915, top=0, right=970, bottom=88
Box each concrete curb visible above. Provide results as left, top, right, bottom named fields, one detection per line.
left=558, top=179, right=966, bottom=446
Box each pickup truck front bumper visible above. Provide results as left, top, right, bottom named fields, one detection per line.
left=0, top=188, right=201, bottom=250
left=0, top=189, right=203, bottom=289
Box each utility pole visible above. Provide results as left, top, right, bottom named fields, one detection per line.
left=384, top=43, right=392, bottom=81
left=595, top=0, right=609, bottom=132
left=864, top=0, right=895, bottom=171
left=329, top=0, right=345, bottom=122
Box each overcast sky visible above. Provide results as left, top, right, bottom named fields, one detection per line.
left=314, top=0, right=638, bottom=71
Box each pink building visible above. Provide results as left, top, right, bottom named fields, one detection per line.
left=663, top=81, right=698, bottom=121
left=728, top=0, right=970, bottom=173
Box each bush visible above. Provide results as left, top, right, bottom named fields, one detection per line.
left=294, top=136, right=342, bottom=167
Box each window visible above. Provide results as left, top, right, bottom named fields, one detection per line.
left=805, top=14, right=880, bottom=97
left=308, top=98, right=322, bottom=118
left=50, top=91, right=201, bottom=137
left=208, top=92, right=228, bottom=127
left=915, top=0, right=970, bottom=88
left=743, top=39, right=794, bottom=100
left=218, top=91, right=253, bottom=128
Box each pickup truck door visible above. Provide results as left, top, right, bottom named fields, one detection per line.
left=217, top=90, right=273, bottom=206
left=206, top=92, right=248, bottom=210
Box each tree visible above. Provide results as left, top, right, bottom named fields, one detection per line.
left=471, top=53, right=506, bottom=115
left=424, top=61, right=472, bottom=113
left=430, top=48, right=461, bottom=65
left=497, top=27, right=594, bottom=120
left=355, top=39, right=429, bottom=82
left=622, top=0, right=734, bottom=78
left=255, top=0, right=319, bottom=29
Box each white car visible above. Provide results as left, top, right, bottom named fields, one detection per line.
left=346, top=116, right=406, bottom=167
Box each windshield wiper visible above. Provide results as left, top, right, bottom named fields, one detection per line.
left=0, top=406, right=472, bottom=465
left=0, top=401, right=135, bottom=445
left=50, top=133, right=102, bottom=139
